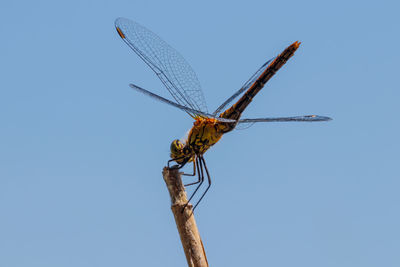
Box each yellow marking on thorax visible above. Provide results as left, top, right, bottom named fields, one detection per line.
left=187, top=117, right=227, bottom=154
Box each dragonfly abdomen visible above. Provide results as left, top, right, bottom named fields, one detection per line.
left=219, top=41, right=301, bottom=125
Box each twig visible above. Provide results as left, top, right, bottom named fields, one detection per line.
left=162, top=167, right=209, bottom=267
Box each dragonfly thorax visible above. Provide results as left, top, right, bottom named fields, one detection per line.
left=170, top=117, right=230, bottom=165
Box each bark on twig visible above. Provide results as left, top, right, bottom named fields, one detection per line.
left=162, top=167, right=208, bottom=267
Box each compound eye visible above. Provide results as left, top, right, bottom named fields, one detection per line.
left=170, top=139, right=184, bottom=154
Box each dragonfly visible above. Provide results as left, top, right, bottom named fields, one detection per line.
left=115, top=17, right=332, bottom=212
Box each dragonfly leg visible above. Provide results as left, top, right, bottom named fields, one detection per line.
left=167, top=158, right=177, bottom=169
left=184, top=158, right=200, bottom=186
left=182, top=156, right=204, bottom=213
left=167, top=156, right=189, bottom=169
left=168, top=156, right=198, bottom=186
left=192, top=156, right=211, bottom=212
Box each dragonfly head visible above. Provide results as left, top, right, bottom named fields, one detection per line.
left=170, top=139, right=184, bottom=158
left=170, top=139, right=192, bottom=163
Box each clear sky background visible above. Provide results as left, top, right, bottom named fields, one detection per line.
left=1, top=0, right=399, bottom=266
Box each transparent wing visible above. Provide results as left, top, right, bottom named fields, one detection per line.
left=212, top=57, right=275, bottom=116
left=234, top=122, right=256, bottom=130
left=238, top=115, right=332, bottom=124
left=129, top=84, right=236, bottom=123
left=234, top=115, right=332, bottom=130
left=115, top=17, right=208, bottom=114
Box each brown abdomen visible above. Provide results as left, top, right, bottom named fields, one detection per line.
left=219, top=41, right=301, bottom=129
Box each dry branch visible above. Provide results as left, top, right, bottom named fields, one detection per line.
left=162, top=167, right=209, bottom=267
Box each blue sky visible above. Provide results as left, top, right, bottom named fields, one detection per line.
left=1, top=0, right=399, bottom=266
